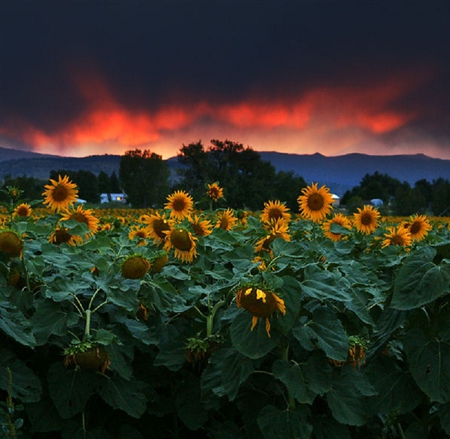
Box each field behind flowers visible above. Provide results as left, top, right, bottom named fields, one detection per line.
left=2, top=180, right=450, bottom=438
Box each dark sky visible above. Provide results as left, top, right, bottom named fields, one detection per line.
left=1, top=1, right=449, bottom=159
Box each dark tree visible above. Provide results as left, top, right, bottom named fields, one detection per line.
left=119, top=149, right=170, bottom=208
left=98, top=171, right=111, bottom=194
left=431, top=178, right=450, bottom=216
left=109, top=171, right=122, bottom=193
left=271, top=170, right=307, bottom=212
left=0, top=175, right=46, bottom=203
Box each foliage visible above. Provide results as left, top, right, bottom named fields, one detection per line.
left=119, top=149, right=170, bottom=208
left=1, top=184, right=450, bottom=438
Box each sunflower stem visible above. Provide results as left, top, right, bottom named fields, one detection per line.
left=206, top=300, right=225, bottom=337
left=20, top=252, right=31, bottom=292
left=84, top=309, right=91, bottom=339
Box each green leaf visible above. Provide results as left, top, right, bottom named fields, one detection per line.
left=301, top=264, right=352, bottom=302
left=311, top=415, right=351, bottom=439
left=257, top=404, right=313, bottom=439
left=404, top=329, right=450, bottom=403
left=176, top=376, right=208, bottom=430
left=272, top=351, right=331, bottom=404
left=0, top=300, right=36, bottom=347
left=293, top=307, right=349, bottom=360
left=98, top=375, right=147, bottom=418
left=0, top=348, right=42, bottom=402
left=391, top=247, right=450, bottom=310
left=438, top=402, right=450, bottom=435
left=31, top=300, right=79, bottom=345
left=326, top=367, right=375, bottom=426
left=25, top=395, right=64, bottom=433
left=230, top=311, right=281, bottom=359
left=48, top=362, right=97, bottom=419
left=221, top=349, right=254, bottom=401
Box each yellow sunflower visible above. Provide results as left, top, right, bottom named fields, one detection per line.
left=164, top=190, right=194, bottom=220
left=215, top=208, right=238, bottom=231
left=382, top=226, right=412, bottom=249
left=353, top=205, right=381, bottom=234
left=142, top=211, right=171, bottom=245
left=403, top=214, right=432, bottom=241
left=260, top=200, right=291, bottom=225
left=42, top=175, right=78, bottom=211
left=164, top=227, right=198, bottom=263
left=0, top=230, right=22, bottom=257
left=189, top=214, right=213, bottom=237
left=235, top=286, right=286, bottom=337
left=297, top=183, right=334, bottom=222
left=254, top=218, right=290, bottom=253
left=13, top=203, right=33, bottom=218
left=322, top=213, right=351, bottom=242
left=206, top=182, right=224, bottom=202
left=60, top=205, right=99, bottom=239
left=128, top=227, right=149, bottom=245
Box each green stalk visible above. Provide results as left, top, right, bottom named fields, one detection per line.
left=206, top=300, right=225, bottom=337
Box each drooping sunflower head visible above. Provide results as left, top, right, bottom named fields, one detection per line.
left=189, top=214, right=213, bottom=237
left=382, top=226, right=412, bottom=249
left=0, top=230, right=22, bottom=257
left=260, top=200, right=291, bottom=224
left=60, top=205, right=99, bottom=238
left=297, top=183, right=334, bottom=223
left=150, top=250, right=169, bottom=273
left=254, top=218, right=290, bottom=253
left=215, top=208, right=238, bottom=231
left=322, top=213, right=351, bottom=242
left=206, top=182, right=224, bottom=202
left=164, top=190, right=194, bottom=220
left=163, top=226, right=198, bottom=263
left=405, top=214, right=432, bottom=241
left=13, top=203, right=33, bottom=218
left=353, top=205, right=381, bottom=234
left=235, top=285, right=286, bottom=337
left=42, top=175, right=78, bottom=212
left=143, top=211, right=171, bottom=245
left=121, top=255, right=151, bottom=279
left=48, top=226, right=83, bottom=246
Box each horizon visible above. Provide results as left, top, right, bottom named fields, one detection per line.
left=1, top=3, right=449, bottom=161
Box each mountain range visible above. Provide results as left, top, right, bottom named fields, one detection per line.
left=1, top=146, right=449, bottom=196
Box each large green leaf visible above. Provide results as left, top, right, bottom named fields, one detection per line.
left=176, top=376, right=208, bottom=430
left=48, top=362, right=97, bottom=419
left=438, top=401, right=450, bottom=435
left=221, top=349, right=254, bottom=401
left=230, top=311, right=281, bottom=359
left=272, top=351, right=331, bottom=404
left=0, top=300, right=36, bottom=347
left=257, top=404, right=313, bottom=439
left=311, top=415, right=351, bottom=439
left=391, top=247, right=450, bottom=310
left=0, top=348, right=42, bottom=402
left=292, top=307, right=349, bottom=360
left=404, top=328, right=450, bottom=403
left=25, top=395, right=64, bottom=433
left=98, top=375, right=147, bottom=418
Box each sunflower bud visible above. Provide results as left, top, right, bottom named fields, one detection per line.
left=121, top=255, right=151, bottom=279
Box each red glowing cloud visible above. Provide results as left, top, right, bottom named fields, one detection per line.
left=0, top=65, right=436, bottom=158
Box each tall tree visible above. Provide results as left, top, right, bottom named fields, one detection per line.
left=119, top=149, right=170, bottom=208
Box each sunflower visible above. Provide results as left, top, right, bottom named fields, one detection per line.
left=189, top=214, right=213, bottom=237
left=322, top=213, right=351, bottom=242
left=254, top=218, right=290, bottom=253
left=403, top=214, right=432, bottom=241
left=121, top=255, right=151, bottom=279
left=60, top=205, right=99, bottom=239
left=13, top=203, right=33, bottom=218
left=382, top=226, right=412, bottom=249
left=48, top=227, right=83, bottom=246
left=297, top=183, right=334, bottom=222
left=215, top=208, right=238, bottom=231
left=235, top=286, right=286, bottom=337
left=353, top=205, right=381, bottom=234
left=0, top=230, right=22, bottom=257
left=206, top=182, right=224, bottom=202
left=128, top=227, right=149, bottom=245
left=260, top=200, right=291, bottom=225
left=164, top=227, right=198, bottom=263
left=143, top=211, right=171, bottom=245
left=165, top=190, right=194, bottom=220
left=42, top=175, right=78, bottom=211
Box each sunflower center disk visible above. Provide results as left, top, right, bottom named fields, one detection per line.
left=172, top=199, right=187, bottom=212
left=237, top=288, right=278, bottom=318
left=154, top=220, right=170, bottom=239
left=307, top=193, right=324, bottom=211
left=361, top=213, right=373, bottom=226
left=410, top=222, right=421, bottom=234
left=52, top=185, right=70, bottom=202
left=171, top=230, right=193, bottom=251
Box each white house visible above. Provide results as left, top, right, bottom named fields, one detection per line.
left=100, top=193, right=127, bottom=204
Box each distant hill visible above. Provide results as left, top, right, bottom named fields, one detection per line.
left=1, top=146, right=450, bottom=196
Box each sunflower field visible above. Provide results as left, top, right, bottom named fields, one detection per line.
left=2, top=177, right=450, bottom=439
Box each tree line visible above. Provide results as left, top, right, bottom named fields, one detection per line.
left=1, top=140, right=450, bottom=216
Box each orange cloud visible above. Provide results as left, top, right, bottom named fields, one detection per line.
left=0, top=64, right=435, bottom=158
